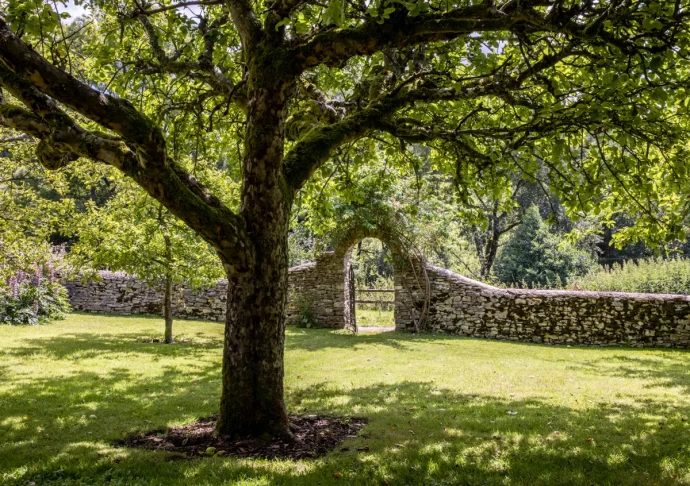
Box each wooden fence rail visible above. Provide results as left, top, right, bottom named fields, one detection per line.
left=355, top=288, right=395, bottom=307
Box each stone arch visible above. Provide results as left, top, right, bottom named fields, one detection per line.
left=287, top=221, right=429, bottom=331
left=335, top=227, right=415, bottom=331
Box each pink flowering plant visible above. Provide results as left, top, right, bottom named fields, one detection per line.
left=0, top=263, right=70, bottom=325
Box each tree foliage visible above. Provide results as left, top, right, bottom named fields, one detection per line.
left=69, top=177, right=224, bottom=289
left=494, top=205, right=596, bottom=287
left=0, top=136, right=73, bottom=276
left=68, top=175, right=225, bottom=342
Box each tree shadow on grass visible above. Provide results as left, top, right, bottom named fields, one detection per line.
left=564, top=353, right=690, bottom=395
left=0, top=360, right=223, bottom=477
left=279, top=381, right=689, bottom=486
left=286, top=326, right=690, bottom=354
left=3, top=326, right=690, bottom=485
left=285, top=328, right=460, bottom=353
left=2, top=332, right=222, bottom=361
left=3, top=364, right=689, bottom=485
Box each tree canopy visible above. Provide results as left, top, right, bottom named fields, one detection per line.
left=2, top=1, right=690, bottom=249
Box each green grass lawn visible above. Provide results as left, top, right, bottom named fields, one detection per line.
left=355, top=307, right=395, bottom=327
left=2, top=314, right=690, bottom=485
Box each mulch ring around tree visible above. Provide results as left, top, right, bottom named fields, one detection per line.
left=116, top=414, right=368, bottom=460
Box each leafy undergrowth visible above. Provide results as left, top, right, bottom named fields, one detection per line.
left=569, top=257, right=690, bottom=294
left=1, top=314, right=689, bottom=485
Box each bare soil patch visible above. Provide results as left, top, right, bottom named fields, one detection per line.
left=116, top=414, right=368, bottom=460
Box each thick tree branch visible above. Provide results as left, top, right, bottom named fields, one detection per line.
left=0, top=25, right=252, bottom=270
left=291, top=4, right=529, bottom=69
left=0, top=133, right=29, bottom=143
left=0, top=102, right=50, bottom=141
left=0, top=17, right=166, bottom=161
left=291, top=1, right=686, bottom=71
left=119, top=0, right=225, bottom=19
left=0, top=88, right=136, bottom=172
left=227, top=0, right=263, bottom=54
left=283, top=98, right=404, bottom=190
left=284, top=42, right=574, bottom=190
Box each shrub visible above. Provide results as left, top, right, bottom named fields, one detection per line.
left=494, top=205, right=596, bottom=288
left=568, top=257, right=690, bottom=294
left=0, top=264, right=71, bottom=325
left=293, top=292, right=316, bottom=328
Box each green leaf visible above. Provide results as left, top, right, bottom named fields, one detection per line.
left=323, top=0, right=346, bottom=27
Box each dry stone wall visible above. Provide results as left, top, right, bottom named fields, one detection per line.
left=418, top=266, right=690, bottom=348
left=285, top=254, right=349, bottom=328
left=66, top=262, right=690, bottom=349
left=65, top=272, right=228, bottom=321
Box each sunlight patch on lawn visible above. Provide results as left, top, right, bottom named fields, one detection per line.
left=1, top=314, right=690, bottom=485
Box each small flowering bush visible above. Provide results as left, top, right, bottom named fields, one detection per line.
left=0, top=264, right=71, bottom=325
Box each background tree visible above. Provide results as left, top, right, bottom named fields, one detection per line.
left=458, top=178, right=530, bottom=279
left=2, top=0, right=690, bottom=439
left=68, top=176, right=224, bottom=343
left=494, top=205, right=596, bottom=287
left=350, top=239, right=394, bottom=288
left=0, top=132, right=72, bottom=276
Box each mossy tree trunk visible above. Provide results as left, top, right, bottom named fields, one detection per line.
left=215, top=60, right=295, bottom=438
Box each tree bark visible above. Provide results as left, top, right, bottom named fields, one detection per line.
left=164, top=272, right=173, bottom=344
left=215, top=62, right=294, bottom=439
left=478, top=217, right=501, bottom=279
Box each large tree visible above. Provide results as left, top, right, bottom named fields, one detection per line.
left=1, top=0, right=689, bottom=438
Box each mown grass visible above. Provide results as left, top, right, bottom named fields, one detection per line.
left=355, top=307, right=394, bottom=327
left=1, top=313, right=690, bottom=485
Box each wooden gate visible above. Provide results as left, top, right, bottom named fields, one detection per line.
left=348, top=264, right=357, bottom=333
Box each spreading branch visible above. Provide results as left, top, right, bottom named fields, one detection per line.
left=284, top=40, right=577, bottom=191
left=290, top=1, right=687, bottom=73
left=0, top=20, right=251, bottom=270
left=119, top=0, right=225, bottom=19
left=227, top=0, right=263, bottom=54
left=290, top=3, right=545, bottom=69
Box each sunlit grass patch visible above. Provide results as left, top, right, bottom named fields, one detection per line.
left=355, top=307, right=394, bottom=327
left=1, top=313, right=690, bottom=485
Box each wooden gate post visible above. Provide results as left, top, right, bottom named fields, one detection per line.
left=348, top=264, right=357, bottom=333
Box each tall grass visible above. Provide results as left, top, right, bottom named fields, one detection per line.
left=567, top=257, right=690, bottom=294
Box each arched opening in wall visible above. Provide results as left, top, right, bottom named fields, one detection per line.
left=346, top=238, right=396, bottom=328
